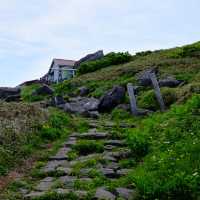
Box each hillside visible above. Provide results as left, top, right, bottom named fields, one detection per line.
left=1, top=41, right=200, bottom=200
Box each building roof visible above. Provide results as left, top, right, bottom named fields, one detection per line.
left=52, top=59, right=76, bottom=67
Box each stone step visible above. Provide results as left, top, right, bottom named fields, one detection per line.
left=95, top=188, right=116, bottom=200
left=72, top=132, right=109, bottom=140
left=49, top=147, right=71, bottom=161
left=35, top=177, right=54, bottom=192
left=24, top=191, right=46, bottom=200
left=104, top=140, right=126, bottom=147
left=115, top=187, right=137, bottom=200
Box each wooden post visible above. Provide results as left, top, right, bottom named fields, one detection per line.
left=149, top=72, right=165, bottom=112
left=127, top=83, right=138, bottom=116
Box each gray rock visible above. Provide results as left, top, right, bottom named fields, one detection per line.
left=0, top=87, right=20, bottom=99
left=75, top=50, right=104, bottom=67
left=98, top=86, right=126, bottom=113
left=51, top=95, right=65, bottom=106
left=100, top=168, right=117, bottom=178
left=35, top=177, right=54, bottom=191
left=78, top=132, right=108, bottom=139
left=83, top=98, right=100, bottom=111
left=104, top=145, right=116, bottom=151
left=32, top=84, right=54, bottom=96
left=78, top=86, right=90, bottom=96
left=104, top=140, right=125, bottom=147
left=95, top=188, right=116, bottom=200
left=159, top=76, right=184, bottom=87
left=24, top=191, right=46, bottom=199
left=56, top=167, right=72, bottom=175
left=115, top=187, right=136, bottom=200
left=5, top=94, right=21, bottom=102
left=83, top=111, right=100, bottom=119
left=49, top=147, right=71, bottom=160
left=59, top=176, right=76, bottom=187
left=41, top=160, right=67, bottom=173
left=137, top=68, right=158, bottom=86
left=105, top=162, right=120, bottom=170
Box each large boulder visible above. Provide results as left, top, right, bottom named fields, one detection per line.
left=159, top=76, right=184, bottom=87
left=5, top=94, right=21, bottom=102
left=75, top=50, right=104, bottom=67
left=137, top=68, right=158, bottom=86
left=50, top=96, right=65, bottom=107
left=0, top=87, right=21, bottom=99
left=32, top=85, right=54, bottom=96
left=78, top=86, right=90, bottom=96
left=98, top=86, right=126, bottom=113
left=63, top=97, right=100, bottom=117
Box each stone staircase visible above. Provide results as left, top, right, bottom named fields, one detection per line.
left=23, top=125, right=136, bottom=200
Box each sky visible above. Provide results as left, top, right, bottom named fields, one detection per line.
left=0, top=0, right=200, bottom=87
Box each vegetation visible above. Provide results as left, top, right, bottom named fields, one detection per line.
left=77, top=52, right=132, bottom=75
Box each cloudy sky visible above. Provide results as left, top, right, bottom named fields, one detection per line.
left=0, top=0, right=200, bottom=86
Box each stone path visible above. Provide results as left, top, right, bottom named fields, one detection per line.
left=22, top=123, right=136, bottom=200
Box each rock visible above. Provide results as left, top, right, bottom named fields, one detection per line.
left=78, top=86, right=90, bottom=96
left=32, top=85, right=54, bottom=96
left=51, top=95, right=65, bottom=106
left=64, top=97, right=99, bottom=115
left=0, top=87, right=20, bottom=99
left=159, top=76, right=184, bottom=87
left=104, top=140, right=125, bottom=147
left=105, top=162, right=120, bottom=170
left=59, top=176, right=76, bottom=187
left=64, top=102, right=86, bottom=114
left=75, top=50, right=104, bottom=67
left=95, top=188, right=116, bottom=200
left=56, top=167, right=72, bottom=175
left=83, top=98, right=100, bottom=111
left=35, top=177, right=54, bottom=191
left=24, top=191, right=46, bottom=199
left=5, top=94, right=21, bottom=102
left=137, top=68, right=158, bottom=86
left=100, top=168, right=117, bottom=178
left=83, top=111, right=100, bottom=119
left=78, top=132, right=108, bottom=139
left=115, top=188, right=136, bottom=200
left=98, top=86, right=126, bottom=113
left=41, top=160, right=67, bottom=173
left=49, top=147, right=71, bottom=160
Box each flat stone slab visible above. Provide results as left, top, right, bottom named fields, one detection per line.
left=24, top=191, right=46, bottom=199
left=59, top=175, right=76, bottom=187
left=49, top=147, right=71, bottom=160
left=104, top=140, right=125, bottom=147
left=115, top=187, right=136, bottom=200
left=35, top=177, right=54, bottom=191
left=95, top=188, right=116, bottom=200
left=55, top=188, right=88, bottom=199
left=72, top=131, right=108, bottom=139
left=104, top=162, right=120, bottom=170
left=100, top=168, right=117, bottom=178
left=104, top=145, right=116, bottom=151
left=56, top=167, right=72, bottom=175
left=41, top=160, right=67, bottom=173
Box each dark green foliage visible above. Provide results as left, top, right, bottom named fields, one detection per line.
left=135, top=50, right=152, bottom=57
left=77, top=52, right=132, bottom=75
left=73, top=140, right=104, bottom=155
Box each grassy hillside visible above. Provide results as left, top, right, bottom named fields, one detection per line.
left=2, top=41, right=200, bottom=199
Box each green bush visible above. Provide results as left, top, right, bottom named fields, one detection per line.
left=73, top=140, right=104, bottom=155
left=77, top=52, right=132, bottom=75
left=138, top=88, right=177, bottom=111
left=127, top=130, right=149, bottom=157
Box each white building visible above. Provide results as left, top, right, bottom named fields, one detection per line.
left=46, top=59, right=76, bottom=83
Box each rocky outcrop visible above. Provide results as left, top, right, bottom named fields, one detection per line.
left=159, top=76, right=184, bottom=87
left=137, top=68, right=158, bottom=86
left=32, top=85, right=54, bottom=96
left=0, top=87, right=21, bottom=100
left=63, top=97, right=100, bottom=118
left=74, top=50, right=104, bottom=67
left=78, top=86, right=90, bottom=96
left=98, top=86, right=126, bottom=113
left=50, top=96, right=65, bottom=107
left=5, top=94, right=21, bottom=102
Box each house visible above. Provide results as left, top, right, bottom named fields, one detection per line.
left=42, top=50, right=104, bottom=83
left=45, top=59, right=76, bottom=83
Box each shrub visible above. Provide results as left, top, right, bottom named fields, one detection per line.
left=127, top=130, right=149, bottom=157
left=77, top=52, right=132, bottom=75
